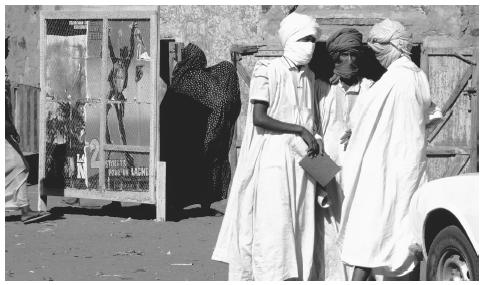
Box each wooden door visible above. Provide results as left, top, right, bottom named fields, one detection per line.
left=422, top=46, right=478, bottom=180
left=168, top=41, right=184, bottom=85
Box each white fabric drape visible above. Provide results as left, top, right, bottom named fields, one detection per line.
left=212, top=58, right=318, bottom=281
left=5, top=139, right=29, bottom=211
left=312, top=78, right=374, bottom=280
left=338, top=56, right=431, bottom=277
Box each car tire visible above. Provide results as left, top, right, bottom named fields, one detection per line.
left=427, top=225, right=479, bottom=281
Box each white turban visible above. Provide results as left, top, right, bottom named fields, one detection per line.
left=367, top=19, right=413, bottom=68
left=278, top=12, right=320, bottom=48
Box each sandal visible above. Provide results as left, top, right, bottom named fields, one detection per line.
left=21, top=211, right=52, bottom=224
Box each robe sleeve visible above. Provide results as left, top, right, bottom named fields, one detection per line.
left=249, top=60, right=270, bottom=104
left=314, top=78, right=331, bottom=136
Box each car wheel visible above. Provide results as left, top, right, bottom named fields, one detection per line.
left=427, top=225, right=479, bottom=281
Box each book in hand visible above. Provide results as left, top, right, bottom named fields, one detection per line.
left=299, top=154, right=341, bottom=187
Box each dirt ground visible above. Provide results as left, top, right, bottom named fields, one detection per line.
left=5, top=184, right=228, bottom=281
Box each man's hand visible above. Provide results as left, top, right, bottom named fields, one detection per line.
left=315, top=134, right=325, bottom=156
left=300, top=128, right=319, bottom=157
left=340, top=129, right=352, bottom=151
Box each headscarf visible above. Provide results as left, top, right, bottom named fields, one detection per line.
left=278, top=12, right=320, bottom=66
left=367, top=19, right=413, bottom=68
left=326, top=28, right=363, bottom=84
left=171, top=43, right=207, bottom=88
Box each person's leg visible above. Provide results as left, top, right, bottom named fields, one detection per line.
left=352, top=266, right=371, bottom=281
left=5, top=140, right=49, bottom=221
left=105, top=100, right=112, bottom=144
left=114, top=102, right=134, bottom=168
left=17, top=183, right=51, bottom=223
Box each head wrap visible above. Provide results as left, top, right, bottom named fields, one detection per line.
left=367, top=19, right=413, bottom=68
left=171, top=43, right=207, bottom=87
left=278, top=12, right=320, bottom=48
left=326, top=28, right=363, bottom=60
left=278, top=12, right=320, bottom=66
left=326, top=28, right=363, bottom=84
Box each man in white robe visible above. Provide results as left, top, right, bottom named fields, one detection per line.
left=5, top=40, right=51, bottom=224
left=312, top=28, right=374, bottom=281
left=338, top=19, right=432, bottom=280
left=212, top=12, right=322, bottom=281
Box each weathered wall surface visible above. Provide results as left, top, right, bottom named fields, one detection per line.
left=6, top=5, right=479, bottom=152
left=158, top=5, right=262, bottom=66
left=261, top=5, right=479, bottom=48
left=5, top=5, right=42, bottom=86
left=236, top=5, right=479, bottom=147
left=5, top=5, right=263, bottom=86
left=5, top=5, right=478, bottom=86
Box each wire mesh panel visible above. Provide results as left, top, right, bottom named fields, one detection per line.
left=43, top=19, right=92, bottom=191
left=40, top=11, right=158, bottom=205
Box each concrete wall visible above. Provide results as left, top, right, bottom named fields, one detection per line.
left=158, top=5, right=262, bottom=66
left=5, top=5, right=478, bottom=86
left=236, top=5, right=479, bottom=147
left=262, top=5, right=479, bottom=48
left=5, top=5, right=263, bottom=86
left=5, top=5, right=42, bottom=86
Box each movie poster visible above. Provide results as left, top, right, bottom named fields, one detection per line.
left=44, top=19, right=152, bottom=192
left=44, top=19, right=89, bottom=191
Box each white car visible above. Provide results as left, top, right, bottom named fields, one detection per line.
left=411, top=173, right=479, bottom=281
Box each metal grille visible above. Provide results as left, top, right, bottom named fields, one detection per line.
left=44, top=100, right=91, bottom=189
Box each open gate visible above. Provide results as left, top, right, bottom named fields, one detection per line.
left=422, top=46, right=479, bottom=179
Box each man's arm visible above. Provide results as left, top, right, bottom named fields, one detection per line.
left=253, top=100, right=319, bottom=156
left=108, top=29, right=116, bottom=64
left=128, top=22, right=136, bottom=63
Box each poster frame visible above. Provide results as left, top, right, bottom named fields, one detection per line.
left=38, top=9, right=161, bottom=212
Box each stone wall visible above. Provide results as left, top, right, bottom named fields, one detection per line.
left=5, top=5, right=263, bottom=86
left=5, top=5, right=479, bottom=152
left=5, top=5, right=42, bottom=86
left=5, top=5, right=478, bottom=86
left=261, top=5, right=479, bottom=47
left=158, top=5, right=262, bottom=66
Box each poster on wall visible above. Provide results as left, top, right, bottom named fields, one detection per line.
left=44, top=19, right=89, bottom=190
left=44, top=18, right=152, bottom=192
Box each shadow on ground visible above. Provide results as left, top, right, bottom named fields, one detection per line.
left=32, top=204, right=225, bottom=222
left=5, top=212, right=66, bottom=223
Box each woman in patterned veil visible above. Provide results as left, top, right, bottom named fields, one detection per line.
left=159, top=43, right=240, bottom=218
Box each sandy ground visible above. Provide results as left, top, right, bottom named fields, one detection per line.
left=5, top=184, right=228, bottom=281
left=5, top=185, right=426, bottom=281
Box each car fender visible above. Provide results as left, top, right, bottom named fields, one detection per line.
left=412, top=174, right=479, bottom=256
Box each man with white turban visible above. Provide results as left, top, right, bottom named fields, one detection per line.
left=212, top=12, right=321, bottom=280
left=338, top=19, right=432, bottom=280
left=311, top=27, right=374, bottom=281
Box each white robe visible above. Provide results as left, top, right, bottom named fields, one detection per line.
left=312, top=78, right=373, bottom=280
left=339, top=56, right=431, bottom=277
left=5, top=139, right=29, bottom=211
left=212, top=57, right=318, bottom=281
